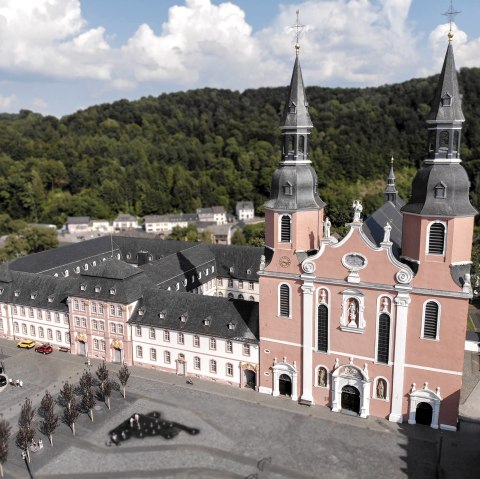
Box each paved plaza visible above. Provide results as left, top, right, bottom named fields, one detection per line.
left=0, top=338, right=479, bottom=479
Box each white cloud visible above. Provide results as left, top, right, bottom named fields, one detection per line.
left=0, top=94, right=16, bottom=110
left=32, top=97, right=48, bottom=110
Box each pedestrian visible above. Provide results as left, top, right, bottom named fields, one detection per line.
left=19, top=380, right=23, bottom=387
left=21, top=451, right=26, bottom=460
left=15, top=379, right=19, bottom=387
left=38, top=439, right=43, bottom=449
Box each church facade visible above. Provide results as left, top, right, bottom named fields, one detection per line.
left=257, top=40, right=475, bottom=431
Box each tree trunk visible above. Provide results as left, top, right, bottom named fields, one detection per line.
left=123, top=386, right=126, bottom=399
left=89, top=409, right=94, bottom=422
left=107, top=397, right=110, bottom=410
left=72, top=423, right=76, bottom=436
left=49, top=434, right=53, bottom=446
left=1, top=462, right=4, bottom=477
left=27, top=448, right=31, bottom=463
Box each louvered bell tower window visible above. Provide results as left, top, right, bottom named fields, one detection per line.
left=428, top=223, right=446, bottom=255
left=279, top=284, right=290, bottom=317
left=377, top=313, right=390, bottom=363
left=280, top=215, right=291, bottom=242
left=423, top=301, right=439, bottom=339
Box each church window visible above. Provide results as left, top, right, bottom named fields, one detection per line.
left=422, top=301, right=439, bottom=340
left=279, top=284, right=290, bottom=317
left=439, top=130, right=449, bottom=149
left=283, top=182, right=293, bottom=196
left=280, top=215, right=291, bottom=242
left=428, top=131, right=435, bottom=152
left=434, top=182, right=447, bottom=199
left=377, top=313, right=390, bottom=363
left=427, top=222, right=446, bottom=255
left=317, top=305, right=328, bottom=352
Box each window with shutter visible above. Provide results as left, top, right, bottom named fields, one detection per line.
left=428, top=223, right=445, bottom=255
left=317, top=305, right=328, bottom=352
left=423, top=301, right=439, bottom=339
left=279, top=284, right=290, bottom=317
left=280, top=216, right=291, bottom=242
left=377, top=313, right=390, bottom=363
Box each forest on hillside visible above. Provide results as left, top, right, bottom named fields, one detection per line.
left=0, top=66, right=479, bottom=231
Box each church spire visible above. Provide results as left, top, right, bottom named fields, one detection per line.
left=384, top=157, right=398, bottom=204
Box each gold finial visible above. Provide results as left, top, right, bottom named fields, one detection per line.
left=442, top=0, right=460, bottom=43
left=291, top=9, right=304, bottom=55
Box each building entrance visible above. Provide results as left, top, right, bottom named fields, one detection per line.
left=415, top=402, right=433, bottom=426
left=341, top=385, right=360, bottom=414
left=279, top=374, right=292, bottom=397
left=79, top=342, right=86, bottom=357
left=244, top=370, right=256, bottom=389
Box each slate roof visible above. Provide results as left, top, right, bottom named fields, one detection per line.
left=114, top=214, right=137, bottom=222
left=130, top=289, right=259, bottom=342
left=236, top=201, right=254, bottom=210
left=362, top=199, right=405, bottom=257
left=210, top=244, right=262, bottom=281
left=428, top=44, right=464, bottom=123
left=81, top=258, right=142, bottom=280
left=9, top=236, right=116, bottom=274
left=67, top=216, right=90, bottom=225
left=140, top=243, right=215, bottom=286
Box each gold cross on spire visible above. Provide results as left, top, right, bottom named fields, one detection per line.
left=291, top=9, right=304, bottom=54
left=442, top=0, right=461, bottom=43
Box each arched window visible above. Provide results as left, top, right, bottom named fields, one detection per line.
left=428, top=222, right=446, bottom=255
left=454, top=130, right=460, bottom=155
left=249, top=295, right=254, bottom=301
left=227, top=293, right=234, bottom=299
left=280, top=215, right=291, bottom=243
left=423, top=301, right=439, bottom=339
left=226, top=363, right=233, bottom=377
left=317, top=305, right=328, bottom=352
left=377, top=313, right=390, bottom=363
left=298, top=136, right=305, bottom=152
left=287, top=135, right=294, bottom=153
left=439, top=130, right=449, bottom=148
left=279, top=284, right=290, bottom=317
left=238, top=294, right=244, bottom=300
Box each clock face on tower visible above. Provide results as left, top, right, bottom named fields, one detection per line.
left=279, top=256, right=291, bottom=268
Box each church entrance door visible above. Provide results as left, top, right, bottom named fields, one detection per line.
left=244, top=370, right=256, bottom=389
left=79, top=342, right=86, bottom=357
left=415, top=402, right=433, bottom=426
left=279, top=374, right=292, bottom=397
left=341, top=385, right=360, bottom=414
left=113, top=348, right=122, bottom=363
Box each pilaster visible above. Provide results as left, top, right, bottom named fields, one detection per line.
left=300, top=275, right=315, bottom=404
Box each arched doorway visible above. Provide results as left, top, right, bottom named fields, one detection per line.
left=415, top=402, right=433, bottom=426
left=341, top=385, right=360, bottom=414
left=244, top=370, right=256, bottom=389
left=279, top=374, right=292, bottom=397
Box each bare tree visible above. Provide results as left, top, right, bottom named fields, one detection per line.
left=117, top=363, right=130, bottom=399
left=79, top=370, right=93, bottom=393
left=100, top=379, right=112, bottom=410
left=59, top=382, right=74, bottom=410
left=0, top=418, right=12, bottom=478
left=63, top=397, right=79, bottom=436
left=16, top=399, right=35, bottom=463
left=40, top=391, right=58, bottom=446
left=96, top=361, right=109, bottom=385
left=82, top=387, right=96, bottom=422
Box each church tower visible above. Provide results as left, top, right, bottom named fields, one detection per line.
left=401, top=39, right=477, bottom=290
left=263, top=43, right=325, bottom=254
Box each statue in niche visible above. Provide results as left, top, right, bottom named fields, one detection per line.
left=348, top=299, right=358, bottom=327
left=383, top=222, right=392, bottom=242
left=377, top=379, right=386, bottom=400
left=320, top=289, right=327, bottom=304
left=382, top=297, right=389, bottom=312
left=323, top=217, right=331, bottom=239
left=318, top=367, right=327, bottom=387
left=352, top=200, right=363, bottom=223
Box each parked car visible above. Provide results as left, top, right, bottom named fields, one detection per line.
left=17, top=339, right=35, bottom=349
left=0, top=375, right=7, bottom=387
left=35, top=343, right=53, bottom=355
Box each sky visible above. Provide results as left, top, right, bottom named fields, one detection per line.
left=0, top=0, right=479, bottom=117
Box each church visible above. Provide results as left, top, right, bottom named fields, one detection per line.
left=258, top=34, right=475, bottom=431
left=0, top=31, right=474, bottom=432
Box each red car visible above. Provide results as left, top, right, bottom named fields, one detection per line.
left=35, top=343, right=53, bottom=355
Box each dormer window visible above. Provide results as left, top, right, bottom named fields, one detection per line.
left=228, top=322, right=236, bottom=330
left=180, top=314, right=187, bottom=323
left=80, top=283, right=87, bottom=291
left=95, top=285, right=101, bottom=293
left=64, top=270, right=69, bottom=277
left=288, top=101, right=296, bottom=114
left=434, top=182, right=447, bottom=199
left=84, top=264, right=88, bottom=271
left=229, top=267, right=234, bottom=273
left=48, top=295, right=54, bottom=303
left=203, top=317, right=211, bottom=326
left=30, top=291, right=37, bottom=299
left=110, top=288, right=116, bottom=295
left=441, top=93, right=452, bottom=107
left=14, top=290, right=20, bottom=297
left=0, top=288, right=3, bottom=295
left=126, top=253, right=131, bottom=259
left=246, top=269, right=251, bottom=275
left=283, top=182, right=293, bottom=196
left=138, top=307, right=145, bottom=316
left=159, top=311, right=166, bottom=319
left=75, top=266, right=80, bottom=273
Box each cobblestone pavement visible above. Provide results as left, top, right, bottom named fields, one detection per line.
left=0, top=338, right=479, bottom=479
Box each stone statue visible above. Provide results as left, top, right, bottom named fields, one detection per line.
left=323, top=217, right=331, bottom=239
left=348, top=300, right=357, bottom=326
left=377, top=380, right=385, bottom=399
left=463, top=273, right=472, bottom=293
left=383, top=222, right=392, bottom=242
left=382, top=297, right=389, bottom=312
left=352, top=200, right=363, bottom=222
left=318, top=368, right=327, bottom=387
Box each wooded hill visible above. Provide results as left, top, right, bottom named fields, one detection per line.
left=0, top=66, right=479, bottom=230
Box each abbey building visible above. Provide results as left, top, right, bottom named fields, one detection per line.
left=0, top=38, right=474, bottom=431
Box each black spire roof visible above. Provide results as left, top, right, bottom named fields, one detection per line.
left=428, top=44, right=464, bottom=122
left=281, top=54, right=313, bottom=129
left=384, top=157, right=400, bottom=205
